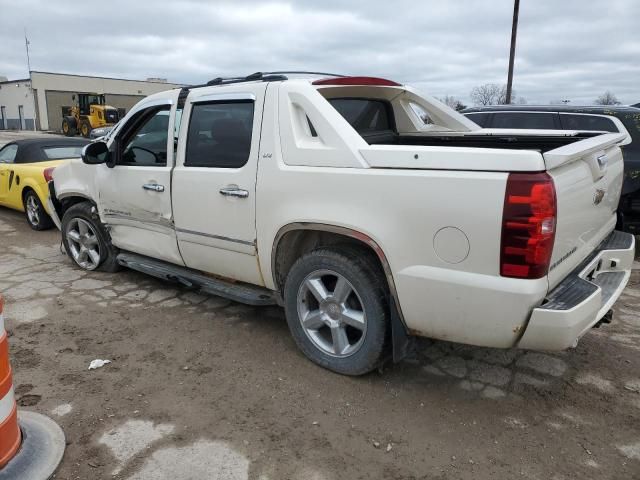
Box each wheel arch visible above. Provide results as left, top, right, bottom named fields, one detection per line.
left=271, top=223, right=406, bottom=325
left=21, top=185, right=36, bottom=202
left=20, top=182, right=47, bottom=207
left=57, top=193, right=96, bottom=219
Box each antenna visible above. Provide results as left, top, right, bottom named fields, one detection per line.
left=24, top=27, right=31, bottom=74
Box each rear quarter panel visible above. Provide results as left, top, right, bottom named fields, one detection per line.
left=256, top=86, right=548, bottom=347
left=2, top=159, right=65, bottom=213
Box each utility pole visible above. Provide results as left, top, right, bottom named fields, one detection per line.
left=24, top=28, right=32, bottom=74
left=505, top=0, right=520, bottom=105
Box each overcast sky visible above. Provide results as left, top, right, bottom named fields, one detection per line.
left=0, top=0, right=637, bottom=105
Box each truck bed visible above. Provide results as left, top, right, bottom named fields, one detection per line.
left=363, top=130, right=602, bottom=152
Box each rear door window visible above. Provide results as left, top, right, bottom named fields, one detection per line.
left=491, top=112, right=558, bottom=129
left=185, top=101, right=254, bottom=168
left=559, top=114, right=619, bottom=132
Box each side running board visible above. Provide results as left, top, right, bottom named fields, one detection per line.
left=117, top=252, right=277, bottom=306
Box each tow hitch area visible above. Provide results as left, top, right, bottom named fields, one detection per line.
left=594, top=309, right=614, bottom=328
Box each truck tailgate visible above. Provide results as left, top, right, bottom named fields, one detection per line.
left=544, top=132, right=627, bottom=289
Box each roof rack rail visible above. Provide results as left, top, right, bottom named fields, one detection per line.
left=205, top=72, right=288, bottom=86
left=176, top=71, right=347, bottom=108
left=262, top=71, right=346, bottom=78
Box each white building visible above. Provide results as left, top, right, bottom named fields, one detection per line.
left=0, top=71, right=182, bottom=132
left=0, top=78, right=35, bottom=130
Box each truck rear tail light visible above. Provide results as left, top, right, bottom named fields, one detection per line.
left=43, top=167, right=56, bottom=182
left=312, top=76, right=401, bottom=87
left=500, top=172, right=556, bottom=279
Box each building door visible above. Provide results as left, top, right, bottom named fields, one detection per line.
left=18, top=106, right=25, bottom=130
left=0, top=107, right=6, bottom=129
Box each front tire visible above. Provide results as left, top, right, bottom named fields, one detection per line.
left=283, top=248, right=389, bottom=375
left=23, top=190, right=54, bottom=230
left=61, top=202, right=120, bottom=272
left=80, top=120, right=92, bottom=138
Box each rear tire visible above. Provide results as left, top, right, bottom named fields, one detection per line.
left=80, top=120, right=91, bottom=138
left=23, top=190, right=54, bottom=231
left=61, top=117, right=76, bottom=136
left=61, top=202, right=120, bottom=272
left=283, top=247, right=389, bottom=375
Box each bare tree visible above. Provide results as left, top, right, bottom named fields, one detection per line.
left=470, top=83, right=521, bottom=106
left=594, top=91, right=621, bottom=105
left=470, top=83, right=502, bottom=105
left=438, top=95, right=467, bottom=111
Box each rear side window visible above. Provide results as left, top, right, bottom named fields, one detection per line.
left=559, top=114, right=618, bottom=132
left=491, top=112, right=557, bottom=129
left=464, top=112, right=490, bottom=127
left=185, top=101, right=254, bottom=168
left=42, top=146, right=84, bottom=160
left=0, top=144, right=18, bottom=163
left=329, top=98, right=392, bottom=133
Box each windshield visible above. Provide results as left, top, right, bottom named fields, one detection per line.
left=86, top=95, right=104, bottom=105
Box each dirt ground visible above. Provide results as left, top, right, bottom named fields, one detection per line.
left=1, top=132, right=639, bottom=480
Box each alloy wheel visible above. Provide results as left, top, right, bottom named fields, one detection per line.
left=25, top=195, right=40, bottom=226
left=65, top=218, right=101, bottom=270
left=296, top=269, right=367, bottom=357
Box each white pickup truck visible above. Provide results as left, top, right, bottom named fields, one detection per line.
left=48, top=72, right=635, bottom=375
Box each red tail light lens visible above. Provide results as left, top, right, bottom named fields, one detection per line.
left=43, top=167, right=55, bottom=182
left=312, top=76, right=401, bottom=87
left=500, top=172, right=556, bottom=279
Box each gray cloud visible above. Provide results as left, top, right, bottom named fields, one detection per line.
left=0, top=0, right=637, bottom=105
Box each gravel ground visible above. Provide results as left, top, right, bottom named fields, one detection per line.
left=1, top=131, right=639, bottom=480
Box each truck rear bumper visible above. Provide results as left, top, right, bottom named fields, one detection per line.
left=517, top=231, right=635, bottom=350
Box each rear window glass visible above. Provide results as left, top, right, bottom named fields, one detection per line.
left=559, top=114, right=618, bottom=132
left=464, top=112, right=490, bottom=127
left=329, top=98, right=392, bottom=132
left=42, top=146, right=84, bottom=160
left=491, top=112, right=557, bottom=129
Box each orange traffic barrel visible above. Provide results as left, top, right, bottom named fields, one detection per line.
left=0, top=294, right=66, bottom=479
left=0, top=294, right=20, bottom=468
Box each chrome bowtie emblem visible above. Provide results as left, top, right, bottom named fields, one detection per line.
left=594, top=188, right=606, bottom=205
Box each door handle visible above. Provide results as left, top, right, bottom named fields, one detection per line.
left=219, top=187, right=249, bottom=198
left=142, top=183, right=165, bottom=192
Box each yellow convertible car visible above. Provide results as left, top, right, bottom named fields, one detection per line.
left=0, top=138, right=88, bottom=230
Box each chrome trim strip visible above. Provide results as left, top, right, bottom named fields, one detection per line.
left=271, top=222, right=407, bottom=327
left=176, top=227, right=255, bottom=246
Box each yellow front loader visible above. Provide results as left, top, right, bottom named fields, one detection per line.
left=61, top=93, right=119, bottom=138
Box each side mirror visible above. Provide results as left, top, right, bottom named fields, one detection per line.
left=82, top=141, right=110, bottom=165
left=72, top=94, right=76, bottom=101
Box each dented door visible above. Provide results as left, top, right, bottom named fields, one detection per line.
left=96, top=95, right=184, bottom=265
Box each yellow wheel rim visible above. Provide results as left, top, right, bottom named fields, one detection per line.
left=82, top=125, right=88, bottom=135
left=63, top=123, right=68, bottom=133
